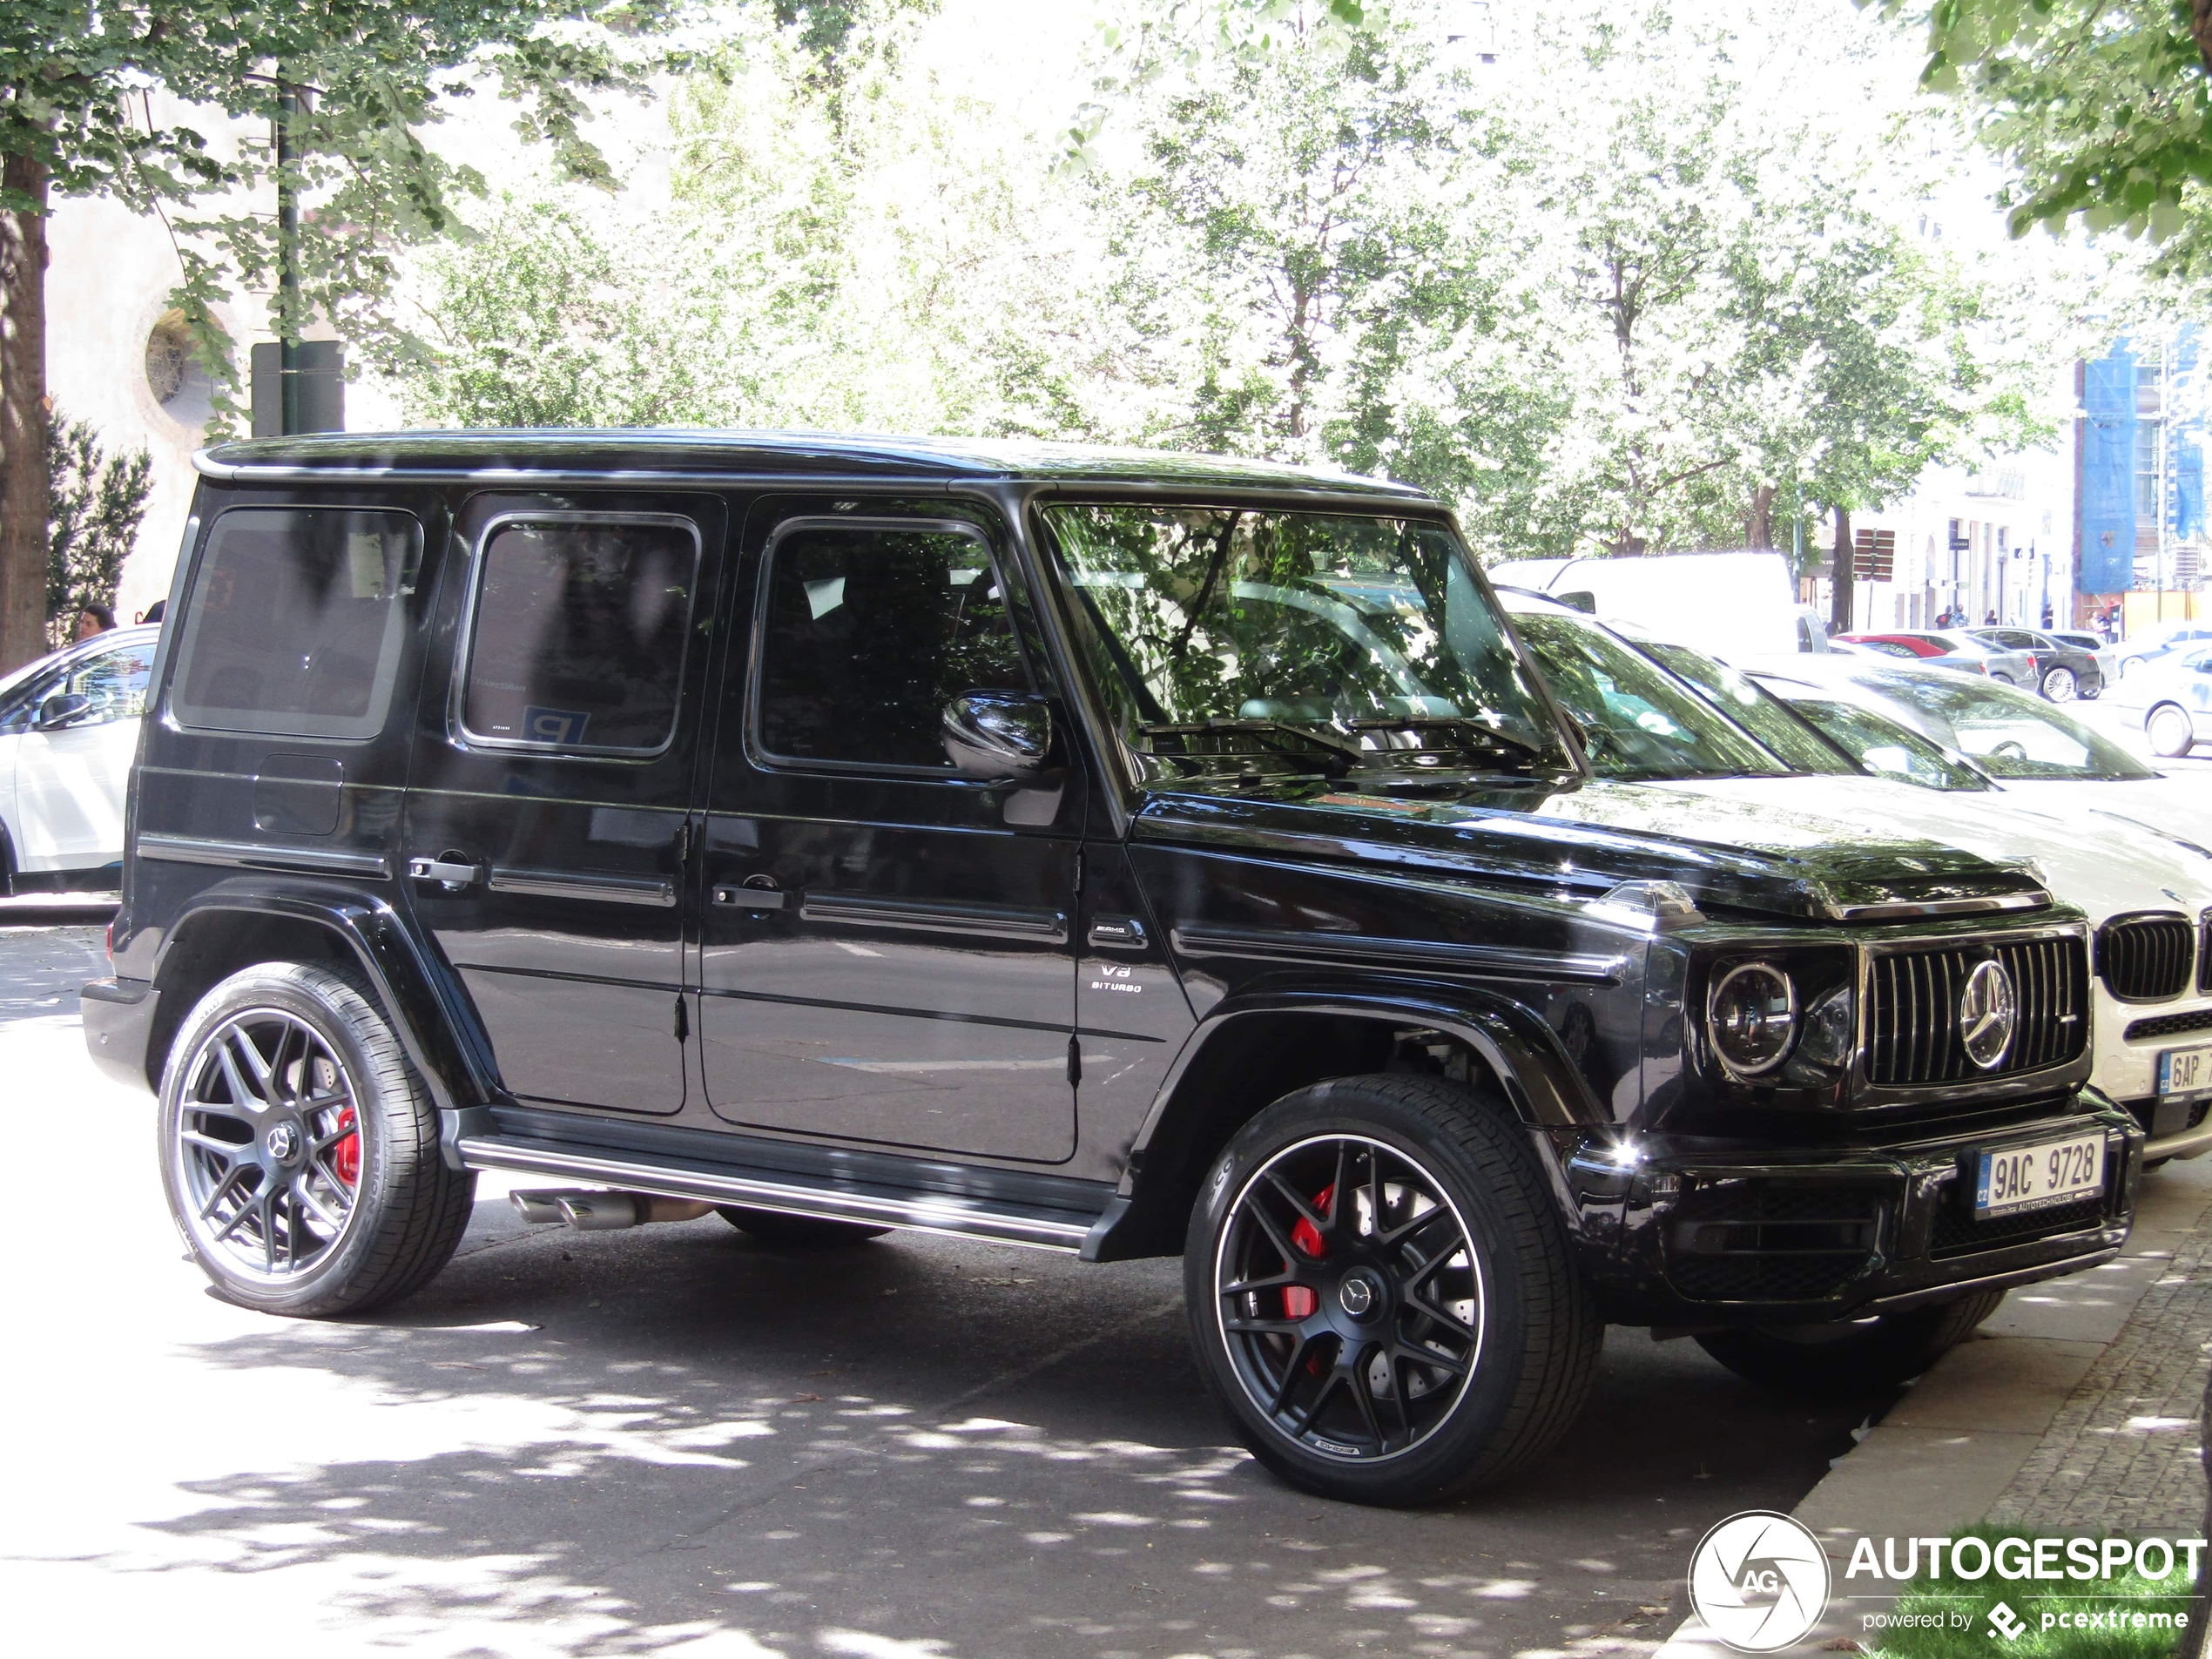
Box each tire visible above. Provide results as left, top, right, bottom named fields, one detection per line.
left=715, top=1205, right=888, bottom=1246
left=1694, top=1288, right=2004, bottom=1398
left=2040, top=666, right=2078, bottom=702
left=1184, top=1073, right=1603, bottom=1507
left=2148, top=703, right=2198, bottom=759
left=158, top=961, right=475, bottom=1317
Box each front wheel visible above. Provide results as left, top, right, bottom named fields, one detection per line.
left=2040, top=666, right=2079, bottom=701
left=1694, top=1289, right=2004, bottom=1397
left=2148, top=703, right=2197, bottom=759
left=1184, top=1074, right=1602, bottom=1507
left=158, top=961, right=475, bottom=1317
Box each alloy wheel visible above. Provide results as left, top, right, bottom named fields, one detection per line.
left=172, top=1008, right=364, bottom=1281
left=2040, top=666, right=2077, bottom=702
left=1212, top=1134, right=1484, bottom=1462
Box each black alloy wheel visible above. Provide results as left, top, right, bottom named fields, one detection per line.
left=1185, top=1075, right=1602, bottom=1507
left=172, top=1004, right=365, bottom=1280
left=159, top=962, right=475, bottom=1316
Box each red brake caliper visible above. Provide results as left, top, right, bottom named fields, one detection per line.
left=331, top=1107, right=360, bottom=1187
left=1280, top=1183, right=1334, bottom=1321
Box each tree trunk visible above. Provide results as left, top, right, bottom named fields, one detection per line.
left=1830, top=505, right=1853, bottom=636
left=0, top=152, right=50, bottom=674
left=1747, top=484, right=1775, bottom=550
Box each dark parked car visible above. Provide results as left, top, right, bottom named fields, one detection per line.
left=1967, top=628, right=2104, bottom=702
left=86, top=432, right=2140, bottom=1507
left=1835, top=631, right=2038, bottom=685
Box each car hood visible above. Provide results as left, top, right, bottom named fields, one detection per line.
left=1130, top=773, right=2050, bottom=923
left=1649, top=775, right=2212, bottom=925
left=1982, top=773, right=2212, bottom=867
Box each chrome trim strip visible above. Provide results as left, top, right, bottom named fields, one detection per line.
left=138, top=833, right=390, bottom=880
left=799, top=892, right=1069, bottom=943
left=1169, top=924, right=1625, bottom=986
left=1830, top=892, right=2049, bottom=921
left=487, top=868, right=677, bottom=907
left=453, top=1137, right=1094, bottom=1251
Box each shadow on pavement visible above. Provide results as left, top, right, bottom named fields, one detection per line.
left=94, top=1212, right=1885, bottom=1659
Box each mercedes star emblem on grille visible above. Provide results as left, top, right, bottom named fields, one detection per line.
left=1959, top=959, right=2018, bottom=1070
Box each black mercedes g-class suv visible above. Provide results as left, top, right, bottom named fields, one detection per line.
left=86, top=431, right=2139, bottom=1506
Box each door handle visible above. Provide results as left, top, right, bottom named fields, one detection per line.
left=1087, top=916, right=1148, bottom=950
left=408, top=856, right=480, bottom=891
left=713, top=876, right=786, bottom=911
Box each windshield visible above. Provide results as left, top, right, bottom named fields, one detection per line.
left=1769, top=691, right=1988, bottom=792
left=1510, top=613, right=1788, bottom=780
left=1846, top=669, right=2155, bottom=780
left=1632, top=638, right=1858, bottom=775
left=1042, top=504, right=1569, bottom=777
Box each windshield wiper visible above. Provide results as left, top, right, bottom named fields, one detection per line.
left=1137, top=718, right=1362, bottom=778
left=1339, top=715, right=1554, bottom=765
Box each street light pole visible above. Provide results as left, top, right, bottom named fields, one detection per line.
left=275, top=75, right=301, bottom=437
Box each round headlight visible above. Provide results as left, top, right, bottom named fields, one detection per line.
left=1707, top=962, right=1797, bottom=1076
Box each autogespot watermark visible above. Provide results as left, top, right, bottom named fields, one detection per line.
left=1689, top=1521, right=2207, bottom=1652
left=1689, top=1512, right=1833, bottom=1653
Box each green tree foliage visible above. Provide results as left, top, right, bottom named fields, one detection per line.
left=1879, top=0, right=2212, bottom=270
left=404, top=0, right=2045, bottom=568
left=45, top=413, right=151, bottom=647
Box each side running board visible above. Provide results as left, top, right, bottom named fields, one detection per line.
left=455, top=1131, right=1106, bottom=1253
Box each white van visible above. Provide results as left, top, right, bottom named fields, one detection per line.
left=1488, top=550, right=1828, bottom=658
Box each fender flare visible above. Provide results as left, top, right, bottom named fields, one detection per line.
left=154, top=880, right=501, bottom=1136
left=1082, top=984, right=1611, bottom=1262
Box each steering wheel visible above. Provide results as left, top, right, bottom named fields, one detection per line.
left=1989, top=739, right=2029, bottom=762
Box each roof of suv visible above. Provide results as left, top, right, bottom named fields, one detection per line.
left=196, top=429, right=1433, bottom=501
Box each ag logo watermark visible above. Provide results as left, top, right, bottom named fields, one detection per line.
left=1688, top=1510, right=1832, bottom=1653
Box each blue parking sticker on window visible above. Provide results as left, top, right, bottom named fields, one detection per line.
left=523, top=706, right=590, bottom=745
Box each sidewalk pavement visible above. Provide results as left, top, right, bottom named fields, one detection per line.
left=1661, top=1156, right=2212, bottom=1656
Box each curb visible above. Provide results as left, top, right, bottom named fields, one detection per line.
left=1656, top=1157, right=2212, bottom=1657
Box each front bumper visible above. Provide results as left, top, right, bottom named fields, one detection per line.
left=82, top=975, right=158, bottom=1095
left=1564, top=1095, right=2142, bottom=1325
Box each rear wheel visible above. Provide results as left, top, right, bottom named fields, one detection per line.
left=158, top=961, right=475, bottom=1317
left=2148, top=703, right=2197, bottom=759
left=1694, top=1289, right=2004, bottom=1397
left=716, top=1205, right=888, bottom=1246
left=1184, top=1074, right=1602, bottom=1507
left=2040, top=666, right=2078, bottom=702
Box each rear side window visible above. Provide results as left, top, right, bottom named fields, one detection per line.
left=459, top=516, right=700, bottom=755
left=171, top=509, right=419, bottom=738
left=753, top=521, right=1028, bottom=771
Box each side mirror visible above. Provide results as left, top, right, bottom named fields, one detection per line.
left=34, top=692, right=94, bottom=732
left=942, top=692, right=1055, bottom=783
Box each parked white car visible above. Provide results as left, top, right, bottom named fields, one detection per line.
left=0, top=625, right=158, bottom=893
left=1495, top=594, right=2212, bottom=1165
left=2115, top=622, right=2212, bottom=680
left=2099, top=641, right=2212, bottom=758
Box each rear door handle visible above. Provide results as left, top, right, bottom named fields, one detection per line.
left=408, top=857, right=480, bottom=890
left=714, top=877, right=786, bottom=910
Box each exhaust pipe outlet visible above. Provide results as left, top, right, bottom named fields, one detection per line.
left=551, top=1192, right=717, bottom=1231
left=511, top=1189, right=603, bottom=1224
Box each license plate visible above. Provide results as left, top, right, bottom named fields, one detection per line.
left=2160, top=1044, right=2212, bottom=1097
left=1974, top=1134, right=2106, bottom=1219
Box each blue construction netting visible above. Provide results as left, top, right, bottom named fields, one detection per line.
left=2080, top=345, right=2136, bottom=594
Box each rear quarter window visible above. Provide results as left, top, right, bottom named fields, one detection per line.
left=169, top=508, right=420, bottom=739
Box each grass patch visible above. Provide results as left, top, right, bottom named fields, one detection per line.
left=1863, top=1523, right=2195, bottom=1659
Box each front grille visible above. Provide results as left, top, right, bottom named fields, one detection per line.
left=2125, top=1008, right=2212, bottom=1043
left=2122, top=1096, right=2212, bottom=1137
left=2099, top=914, right=2196, bottom=1002
left=1866, top=935, right=2089, bottom=1087
left=1930, top=1192, right=2109, bottom=1258
left=2202, top=915, right=2212, bottom=995
left=1664, top=1180, right=1882, bottom=1303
